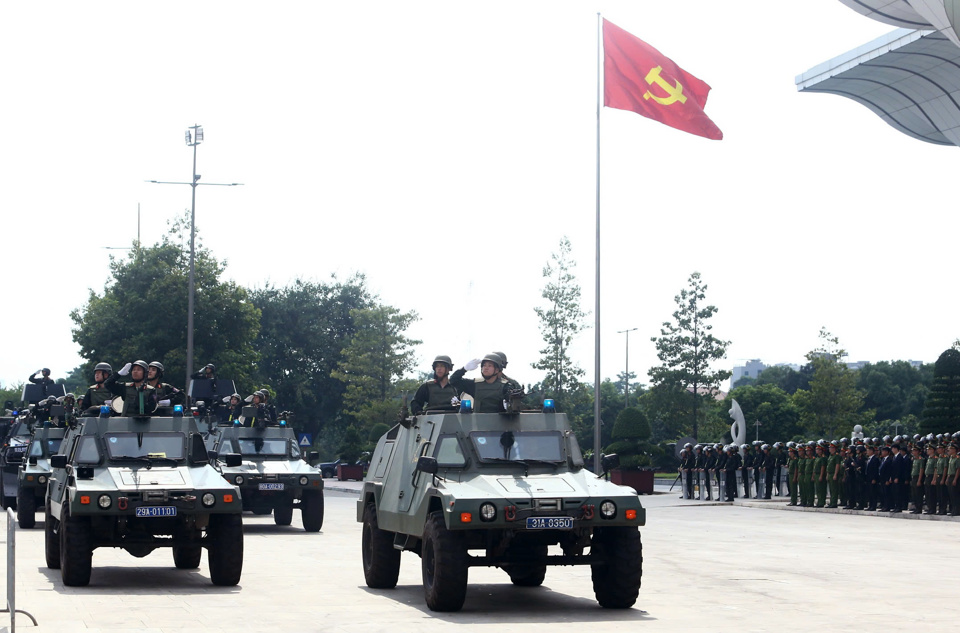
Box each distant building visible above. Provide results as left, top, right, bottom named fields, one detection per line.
left=730, top=359, right=767, bottom=389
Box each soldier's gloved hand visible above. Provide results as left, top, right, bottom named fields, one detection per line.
left=158, top=399, right=171, bottom=407
left=450, top=396, right=460, bottom=407
left=35, top=369, right=43, bottom=375
left=104, top=399, right=113, bottom=406
left=118, top=362, right=132, bottom=376
left=463, top=358, right=480, bottom=371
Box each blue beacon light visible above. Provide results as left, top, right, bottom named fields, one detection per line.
left=542, top=398, right=556, bottom=412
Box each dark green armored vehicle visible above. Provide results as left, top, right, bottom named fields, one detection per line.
left=207, top=421, right=324, bottom=531
left=45, top=409, right=244, bottom=586
left=17, top=423, right=67, bottom=528
left=358, top=408, right=645, bottom=611
left=1, top=418, right=34, bottom=510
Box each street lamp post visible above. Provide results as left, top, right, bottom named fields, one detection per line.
left=147, top=124, right=242, bottom=397
left=617, top=327, right=637, bottom=409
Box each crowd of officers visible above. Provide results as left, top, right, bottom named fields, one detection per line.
left=24, top=362, right=278, bottom=427
left=679, top=434, right=960, bottom=516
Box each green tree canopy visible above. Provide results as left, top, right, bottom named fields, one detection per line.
left=920, top=348, right=960, bottom=435
left=648, top=272, right=731, bottom=439
left=70, top=222, right=260, bottom=390
left=531, top=237, right=587, bottom=411
left=720, top=384, right=801, bottom=442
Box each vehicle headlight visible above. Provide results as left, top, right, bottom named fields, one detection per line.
left=479, top=502, right=496, bottom=522
left=98, top=494, right=112, bottom=509
left=201, top=493, right=216, bottom=507
left=299, top=476, right=309, bottom=486
left=234, top=475, right=244, bottom=485
left=600, top=500, right=617, bottom=519
left=38, top=475, right=47, bottom=485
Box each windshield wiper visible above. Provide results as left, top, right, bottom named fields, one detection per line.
left=111, top=455, right=180, bottom=468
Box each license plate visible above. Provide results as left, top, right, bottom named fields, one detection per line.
left=259, top=483, right=284, bottom=491
left=526, top=516, right=573, bottom=530
left=135, top=506, right=177, bottom=517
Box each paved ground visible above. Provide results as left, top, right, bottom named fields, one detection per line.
left=2, top=483, right=959, bottom=633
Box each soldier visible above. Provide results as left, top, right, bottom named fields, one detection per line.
left=713, top=443, right=726, bottom=494
left=191, top=363, right=217, bottom=380
left=761, top=444, right=776, bottom=499
left=890, top=443, right=905, bottom=512
left=449, top=354, right=511, bottom=413
left=681, top=444, right=697, bottom=499
left=799, top=444, right=813, bottom=507
left=774, top=442, right=787, bottom=497
left=740, top=444, right=753, bottom=499
left=55, top=393, right=78, bottom=426
left=147, top=362, right=184, bottom=407
left=938, top=443, right=951, bottom=515
left=814, top=442, right=828, bottom=508
left=878, top=445, right=895, bottom=512
left=258, top=389, right=279, bottom=424
left=842, top=444, right=858, bottom=509
left=786, top=444, right=799, bottom=506
left=724, top=445, right=741, bottom=502
left=80, top=362, right=114, bottom=414
left=827, top=442, right=841, bottom=508
left=752, top=441, right=763, bottom=497
left=27, top=368, right=55, bottom=402
left=220, top=393, right=243, bottom=423
left=693, top=445, right=706, bottom=499
left=909, top=444, right=924, bottom=514
left=412, top=355, right=459, bottom=414
left=492, top=351, right=522, bottom=392
left=923, top=443, right=938, bottom=514
left=854, top=444, right=868, bottom=510
left=947, top=443, right=959, bottom=516
left=702, top=445, right=717, bottom=500
left=864, top=444, right=881, bottom=511
left=103, top=360, right=158, bottom=416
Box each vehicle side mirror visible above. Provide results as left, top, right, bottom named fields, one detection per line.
left=224, top=453, right=242, bottom=467
left=51, top=454, right=67, bottom=469
left=308, top=451, right=319, bottom=465
left=601, top=453, right=620, bottom=475
left=189, top=434, right=208, bottom=465
left=207, top=450, right=219, bottom=462
left=416, top=456, right=438, bottom=475
left=28, top=455, right=38, bottom=465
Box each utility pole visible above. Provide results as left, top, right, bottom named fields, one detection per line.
left=617, top=327, right=637, bottom=409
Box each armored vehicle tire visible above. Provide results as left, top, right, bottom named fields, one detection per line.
left=173, top=545, right=203, bottom=569
left=208, top=513, right=244, bottom=586
left=60, top=506, right=93, bottom=587
left=17, top=486, right=36, bottom=529
left=361, top=503, right=400, bottom=589
left=504, top=545, right=548, bottom=587
left=301, top=490, right=324, bottom=532
left=421, top=511, right=468, bottom=612
left=45, top=498, right=60, bottom=569
left=274, top=505, right=293, bottom=526
left=0, top=477, right=15, bottom=510
left=590, top=526, right=642, bottom=609
left=252, top=508, right=272, bottom=515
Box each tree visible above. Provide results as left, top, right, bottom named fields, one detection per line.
left=249, top=275, right=374, bottom=439
left=857, top=361, right=931, bottom=422
left=531, top=237, right=587, bottom=411
left=792, top=328, right=870, bottom=438
left=754, top=364, right=811, bottom=394
left=332, top=304, right=421, bottom=431
left=920, top=348, right=960, bottom=435
left=71, top=220, right=260, bottom=390
left=648, top=272, right=731, bottom=439
left=605, top=407, right=653, bottom=469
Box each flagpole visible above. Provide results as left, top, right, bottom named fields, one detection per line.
left=593, top=12, right=602, bottom=474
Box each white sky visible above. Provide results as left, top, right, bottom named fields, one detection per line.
left=1, top=1, right=951, bottom=391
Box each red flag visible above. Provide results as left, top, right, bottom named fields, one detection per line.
left=603, top=19, right=722, bottom=140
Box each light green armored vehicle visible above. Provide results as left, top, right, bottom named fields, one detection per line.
left=357, top=407, right=645, bottom=611
left=206, top=421, right=324, bottom=531
left=17, top=423, right=67, bottom=528
left=45, top=409, right=244, bottom=586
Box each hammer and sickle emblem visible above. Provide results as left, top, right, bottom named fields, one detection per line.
left=642, top=66, right=687, bottom=106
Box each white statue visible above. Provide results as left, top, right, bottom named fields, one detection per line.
left=852, top=424, right=864, bottom=440
left=729, top=399, right=747, bottom=452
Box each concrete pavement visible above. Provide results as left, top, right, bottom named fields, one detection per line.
left=3, top=485, right=960, bottom=632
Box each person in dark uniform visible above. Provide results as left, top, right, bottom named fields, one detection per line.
left=693, top=445, right=705, bottom=499
left=724, top=445, right=741, bottom=502
left=854, top=444, right=868, bottom=510
left=865, top=444, right=881, bottom=511
left=741, top=444, right=753, bottom=499
left=27, top=368, right=55, bottom=403
left=703, top=445, right=717, bottom=500
left=752, top=441, right=763, bottom=497
left=80, top=362, right=114, bottom=414
left=681, top=444, right=696, bottom=499
left=713, top=443, right=726, bottom=494
left=492, top=352, right=523, bottom=392
left=878, top=445, right=895, bottom=512
left=761, top=444, right=776, bottom=499
left=412, top=355, right=459, bottom=414
left=103, top=360, right=158, bottom=416
left=220, top=393, right=243, bottom=423
left=147, top=362, right=184, bottom=407
left=449, top=354, right=511, bottom=413
left=191, top=363, right=217, bottom=380
left=773, top=442, right=786, bottom=497
left=890, top=443, right=905, bottom=512
left=947, top=442, right=959, bottom=516
left=787, top=444, right=799, bottom=506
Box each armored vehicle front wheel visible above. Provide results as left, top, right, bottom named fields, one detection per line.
left=274, top=505, right=293, bottom=526
left=208, top=513, right=244, bottom=586
left=362, top=503, right=400, bottom=589
left=301, top=490, right=324, bottom=532
left=17, top=486, right=36, bottom=529
left=504, top=544, right=547, bottom=587
left=173, top=545, right=203, bottom=569
left=60, top=506, right=93, bottom=586
left=44, top=498, right=60, bottom=569
left=421, top=511, right=468, bottom=612
left=590, top=526, right=642, bottom=608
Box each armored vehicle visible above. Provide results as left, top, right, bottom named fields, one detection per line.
left=45, top=409, right=244, bottom=586
left=1, top=418, right=36, bottom=510
left=206, top=421, right=324, bottom=531
left=17, top=423, right=67, bottom=528
left=358, top=408, right=645, bottom=611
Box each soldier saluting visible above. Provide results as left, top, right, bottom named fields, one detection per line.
left=104, top=360, right=158, bottom=416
